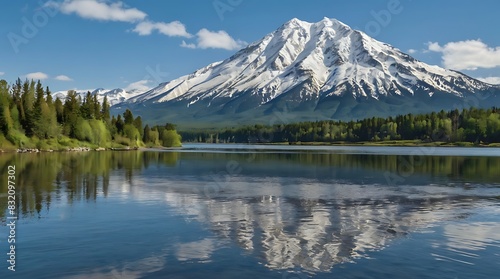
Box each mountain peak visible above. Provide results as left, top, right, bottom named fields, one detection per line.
left=120, top=17, right=499, bottom=127
left=317, top=17, right=350, bottom=28
left=278, top=17, right=311, bottom=33
left=284, top=17, right=307, bottom=26
left=281, top=17, right=351, bottom=32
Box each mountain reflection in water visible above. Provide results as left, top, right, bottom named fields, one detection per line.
left=0, top=147, right=499, bottom=278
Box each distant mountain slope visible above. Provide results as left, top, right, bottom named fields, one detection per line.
left=113, top=18, right=500, bottom=128
left=53, top=88, right=144, bottom=106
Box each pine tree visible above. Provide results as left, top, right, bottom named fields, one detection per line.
left=21, top=79, right=36, bottom=136
left=54, top=97, right=64, bottom=124
left=92, top=94, right=101, bottom=120
left=63, top=90, right=81, bottom=137
left=165, top=123, right=176, bottom=131
left=123, top=109, right=134, bottom=125
left=143, top=124, right=151, bottom=143
left=34, top=80, right=45, bottom=114
left=110, top=115, right=117, bottom=137
left=11, top=78, right=22, bottom=104
left=115, top=114, right=124, bottom=134
left=101, top=96, right=110, bottom=122
left=80, top=91, right=92, bottom=119
left=32, top=80, right=47, bottom=137
left=0, top=80, right=13, bottom=135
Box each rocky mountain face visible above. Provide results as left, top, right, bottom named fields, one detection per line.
left=113, top=18, right=500, bottom=128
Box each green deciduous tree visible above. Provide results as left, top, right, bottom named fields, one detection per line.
left=123, top=124, right=140, bottom=146
left=133, top=116, right=143, bottom=138
left=0, top=78, right=175, bottom=149
left=161, top=129, right=182, bottom=147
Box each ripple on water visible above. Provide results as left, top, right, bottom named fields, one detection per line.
left=431, top=221, right=500, bottom=267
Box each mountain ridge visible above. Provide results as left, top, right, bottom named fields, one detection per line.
left=112, top=17, right=500, bottom=128
left=53, top=87, right=144, bottom=106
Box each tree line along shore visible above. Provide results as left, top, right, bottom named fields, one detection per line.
left=0, top=79, right=181, bottom=152
left=3, top=78, right=499, bottom=151
left=180, top=107, right=500, bottom=146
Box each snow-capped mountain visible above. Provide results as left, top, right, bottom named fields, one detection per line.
left=54, top=88, right=144, bottom=106
left=116, top=18, right=500, bottom=127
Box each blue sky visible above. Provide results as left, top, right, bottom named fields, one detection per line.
left=1, top=0, right=499, bottom=92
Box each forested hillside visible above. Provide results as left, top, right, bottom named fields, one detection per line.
left=0, top=79, right=181, bottom=151
left=181, top=107, right=500, bottom=145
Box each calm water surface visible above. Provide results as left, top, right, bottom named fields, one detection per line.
left=1, top=144, right=500, bottom=278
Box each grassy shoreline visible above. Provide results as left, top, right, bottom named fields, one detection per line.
left=0, top=136, right=156, bottom=153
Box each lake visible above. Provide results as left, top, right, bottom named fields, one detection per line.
left=1, top=144, right=500, bottom=278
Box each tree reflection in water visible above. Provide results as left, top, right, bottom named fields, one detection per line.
left=0, top=150, right=499, bottom=273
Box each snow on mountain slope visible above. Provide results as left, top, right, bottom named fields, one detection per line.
left=53, top=88, right=144, bottom=106
left=127, top=17, right=493, bottom=107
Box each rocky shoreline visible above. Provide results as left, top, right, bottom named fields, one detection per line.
left=13, top=147, right=109, bottom=153
left=1, top=146, right=140, bottom=153
left=16, top=147, right=92, bottom=153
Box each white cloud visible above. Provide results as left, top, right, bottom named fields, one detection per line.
left=407, top=49, right=417, bottom=54
left=124, top=80, right=152, bottom=92
left=427, top=42, right=443, bottom=52
left=46, top=1, right=244, bottom=51
left=26, top=72, right=49, bottom=80
left=188, top=29, right=246, bottom=50
left=55, top=75, right=73, bottom=81
left=197, top=29, right=246, bottom=50
left=132, top=20, right=192, bottom=37
left=180, top=40, right=196, bottom=49
left=477, top=77, right=500, bottom=85
left=427, top=40, right=500, bottom=70
left=48, top=0, right=147, bottom=23
left=0, top=72, right=4, bottom=76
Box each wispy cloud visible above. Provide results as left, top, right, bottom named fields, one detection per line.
left=46, top=0, right=245, bottom=52
left=181, top=29, right=247, bottom=50
left=0, top=72, right=4, bottom=76
left=427, top=42, right=442, bottom=52
left=55, top=75, right=73, bottom=81
left=26, top=72, right=49, bottom=80
left=180, top=40, right=196, bottom=49
left=477, top=77, right=500, bottom=85
left=197, top=29, right=247, bottom=50
left=132, top=21, right=192, bottom=38
left=124, top=79, right=152, bottom=92
left=407, top=49, right=417, bottom=54
left=47, top=0, right=146, bottom=23
left=427, top=40, right=500, bottom=70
